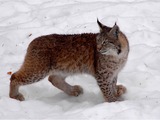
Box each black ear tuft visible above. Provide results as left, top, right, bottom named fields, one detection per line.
left=97, top=19, right=113, bottom=33
left=108, top=23, right=119, bottom=39
left=97, top=19, right=103, bottom=28
left=97, top=19, right=105, bottom=32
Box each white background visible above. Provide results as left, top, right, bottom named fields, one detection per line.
left=0, top=0, right=160, bottom=119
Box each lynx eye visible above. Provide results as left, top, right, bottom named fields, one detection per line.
left=102, top=40, right=107, bottom=45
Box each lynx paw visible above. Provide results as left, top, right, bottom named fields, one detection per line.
left=116, top=85, right=126, bottom=97
left=69, top=85, right=83, bottom=97
left=10, top=93, right=25, bottom=101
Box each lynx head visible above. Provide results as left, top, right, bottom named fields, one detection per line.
left=96, top=19, right=121, bottom=56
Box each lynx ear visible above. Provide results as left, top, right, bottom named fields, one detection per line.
left=97, top=19, right=105, bottom=32
left=108, top=23, right=119, bottom=39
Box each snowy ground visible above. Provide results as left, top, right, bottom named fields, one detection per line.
left=0, top=0, right=160, bottom=119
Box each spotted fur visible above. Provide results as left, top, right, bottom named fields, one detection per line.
left=9, top=20, right=129, bottom=102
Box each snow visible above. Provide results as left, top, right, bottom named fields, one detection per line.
left=0, top=0, right=160, bottom=119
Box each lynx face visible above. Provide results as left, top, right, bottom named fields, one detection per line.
left=96, top=20, right=121, bottom=56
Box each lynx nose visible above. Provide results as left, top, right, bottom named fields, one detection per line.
left=117, top=49, right=121, bottom=54
left=118, top=49, right=121, bottom=54
left=117, top=45, right=121, bottom=54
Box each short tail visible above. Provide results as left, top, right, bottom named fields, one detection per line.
left=10, top=73, right=16, bottom=81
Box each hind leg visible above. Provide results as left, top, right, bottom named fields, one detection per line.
left=10, top=75, right=25, bottom=101
left=10, top=73, right=27, bottom=101
left=48, top=75, right=83, bottom=96
left=10, top=71, right=48, bottom=101
left=10, top=43, right=51, bottom=101
left=9, top=60, right=49, bottom=101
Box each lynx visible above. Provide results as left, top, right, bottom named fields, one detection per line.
left=9, top=20, right=129, bottom=102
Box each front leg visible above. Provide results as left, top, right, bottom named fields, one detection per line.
left=96, top=73, right=118, bottom=102
left=96, top=73, right=127, bottom=102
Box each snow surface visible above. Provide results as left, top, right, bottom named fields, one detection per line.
left=0, top=0, right=160, bottom=119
